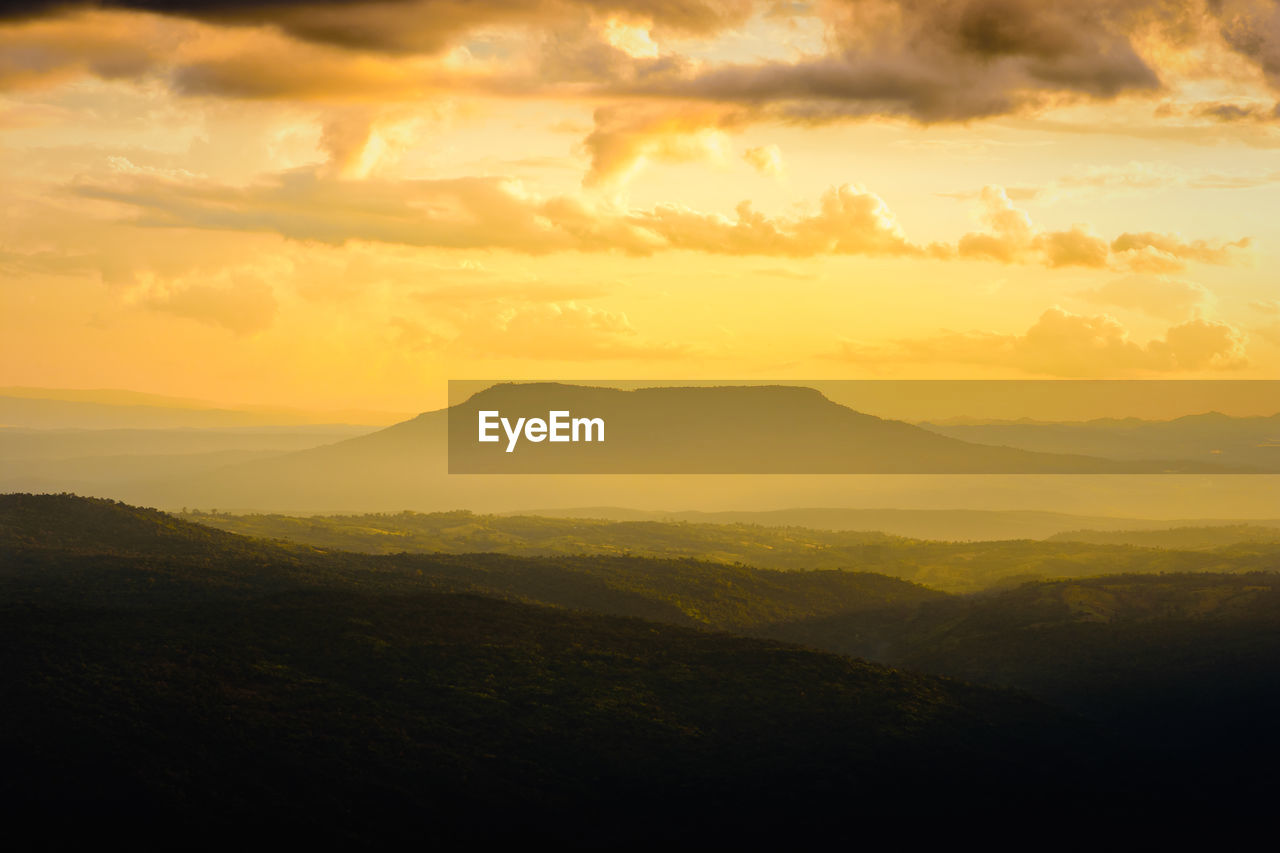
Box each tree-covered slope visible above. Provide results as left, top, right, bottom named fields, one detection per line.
left=182, top=506, right=1280, bottom=593
left=0, top=493, right=1112, bottom=841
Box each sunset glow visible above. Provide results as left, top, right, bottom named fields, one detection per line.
left=3, top=1, right=1279, bottom=412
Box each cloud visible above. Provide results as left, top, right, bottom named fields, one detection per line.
left=1194, top=100, right=1280, bottom=122
left=1018, top=309, right=1246, bottom=373
left=71, top=167, right=1251, bottom=269
left=955, top=185, right=1249, bottom=270
left=0, top=1, right=757, bottom=54
left=167, top=33, right=466, bottom=101
left=956, top=186, right=1035, bottom=261
left=139, top=273, right=277, bottom=335
left=2, top=0, right=1276, bottom=152
left=1209, top=0, right=1280, bottom=89
left=1034, top=225, right=1110, bottom=268
left=743, top=143, right=785, bottom=176
left=315, top=107, right=425, bottom=178
left=1110, top=231, right=1250, bottom=271
left=399, top=275, right=686, bottom=359
left=1077, top=276, right=1212, bottom=320
left=830, top=307, right=1248, bottom=376
left=453, top=301, right=692, bottom=360
left=633, top=186, right=924, bottom=256
left=1252, top=298, right=1280, bottom=314
left=76, top=169, right=619, bottom=253
left=960, top=162, right=1280, bottom=205
left=611, top=0, right=1172, bottom=124
left=581, top=103, right=747, bottom=187
left=0, top=0, right=1196, bottom=121
left=0, top=10, right=167, bottom=92
left=71, top=166, right=932, bottom=258
left=956, top=187, right=1108, bottom=268
left=1052, top=160, right=1280, bottom=193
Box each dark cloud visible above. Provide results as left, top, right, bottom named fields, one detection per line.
left=4, top=0, right=1271, bottom=126
left=1194, top=99, right=1280, bottom=121
left=611, top=0, right=1168, bottom=122
left=1209, top=0, right=1280, bottom=88
left=0, top=1, right=755, bottom=53
left=0, top=12, right=165, bottom=92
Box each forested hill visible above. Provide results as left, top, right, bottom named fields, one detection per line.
left=1, top=493, right=942, bottom=631
left=2, top=493, right=1114, bottom=839
left=182, top=506, right=1280, bottom=593
left=1047, top=523, right=1280, bottom=549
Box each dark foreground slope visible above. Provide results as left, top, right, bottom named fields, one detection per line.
left=766, top=572, right=1280, bottom=794
left=1, top=494, right=1119, bottom=843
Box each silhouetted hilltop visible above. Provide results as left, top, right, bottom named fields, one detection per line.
left=1, top=492, right=250, bottom=554
left=2, top=493, right=942, bottom=627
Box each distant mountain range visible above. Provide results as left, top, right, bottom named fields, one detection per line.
left=4, top=383, right=1279, bottom=520
left=924, top=411, right=1280, bottom=472
left=503, top=506, right=1280, bottom=543
left=0, top=387, right=406, bottom=429
left=447, top=383, right=1242, bottom=473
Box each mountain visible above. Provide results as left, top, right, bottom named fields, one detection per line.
left=2, top=494, right=943, bottom=625
left=0, top=425, right=374, bottom=493
left=924, top=411, right=1280, bottom=472
left=764, top=572, right=1280, bottom=771
left=0, top=387, right=406, bottom=429
left=446, top=382, right=1239, bottom=473
left=2, top=494, right=1115, bottom=839
left=91, top=382, right=1248, bottom=513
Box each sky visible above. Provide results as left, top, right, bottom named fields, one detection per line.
left=3, top=0, right=1280, bottom=413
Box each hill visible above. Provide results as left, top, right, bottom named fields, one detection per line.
left=763, top=572, right=1280, bottom=783
left=182, top=507, right=1280, bottom=593
left=925, top=411, right=1280, bottom=472
left=2, top=494, right=942, bottom=626
left=1047, top=524, right=1280, bottom=549
left=1, top=493, right=1109, bottom=839
left=521, top=505, right=1280, bottom=540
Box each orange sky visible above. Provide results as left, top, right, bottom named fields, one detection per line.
left=3, top=1, right=1280, bottom=412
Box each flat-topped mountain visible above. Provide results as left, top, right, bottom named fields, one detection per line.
left=448, top=383, right=1237, bottom=473
left=80, top=383, right=1251, bottom=511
